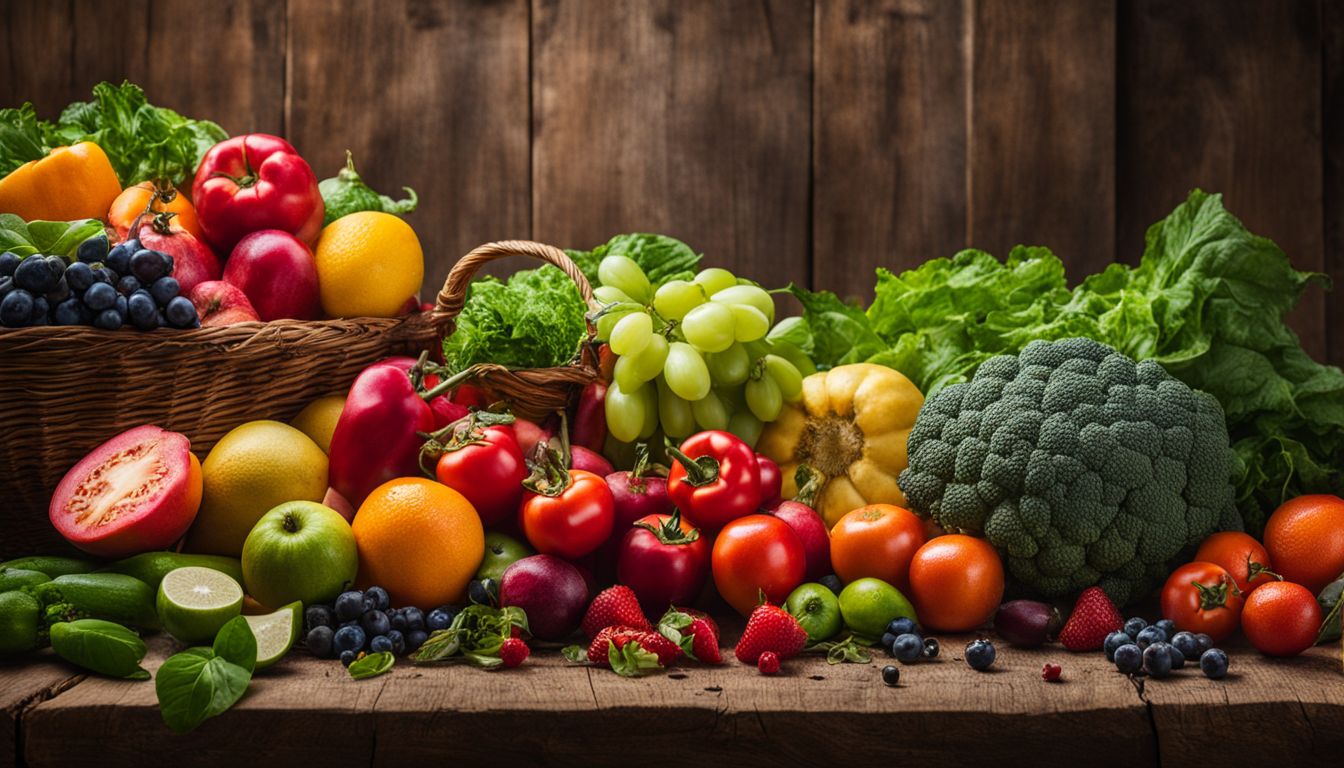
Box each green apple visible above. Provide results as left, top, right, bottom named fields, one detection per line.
left=241, top=501, right=357, bottom=610
left=475, top=532, right=532, bottom=582
left=786, top=583, right=842, bottom=643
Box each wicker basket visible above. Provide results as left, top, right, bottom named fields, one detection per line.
left=1, top=240, right=596, bottom=557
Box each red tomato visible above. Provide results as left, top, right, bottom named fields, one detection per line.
left=192, top=134, right=324, bottom=254
left=667, top=430, right=761, bottom=529
left=1264, top=494, right=1344, bottom=594
left=830, top=504, right=926, bottom=592
left=434, top=425, right=526, bottom=527
left=1242, top=581, right=1322, bottom=657
left=1160, top=562, right=1244, bottom=643
left=711, top=514, right=805, bottom=615
left=617, top=511, right=710, bottom=610
left=1194, top=531, right=1278, bottom=594
left=520, top=469, right=614, bottom=559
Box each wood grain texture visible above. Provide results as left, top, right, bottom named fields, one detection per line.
left=288, top=0, right=531, bottom=300
left=0, top=655, right=83, bottom=768
left=1117, top=0, right=1326, bottom=359
left=1325, top=0, right=1344, bottom=366
left=0, top=0, right=76, bottom=116
left=531, top=0, right=812, bottom=289
left=970, top=0, right=1117, bottom=276
left=813, top=0, right=967, bottom=302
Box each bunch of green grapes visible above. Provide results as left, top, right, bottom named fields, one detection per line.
left=592, top=255, right=814, bottom=447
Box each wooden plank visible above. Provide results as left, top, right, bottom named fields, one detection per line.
left=531, top=0, right=812, bottom=289
left=813, top=0, right=968, bottom=302
left=0, top=654, right=83, bottom=768
left=288, top=0, right=531, bottom=301
left=0, top=1, right=76, bottom=116
left=1325, top=0, right=1344, bottom=366
left=969, top=0, right=1116, bottom=276
left=1116, top=0, right=1326, bottom=358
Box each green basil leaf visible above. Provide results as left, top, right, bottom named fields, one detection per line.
left=348, top=652, right=395, bottom=680
left=26, top=219, right=105, bottom=258
left=155, top=648, right=252, bottom=733
left=560, top=645, right=589, bottom=664
left=212, top=616, right=257, bottom=672
left=49, top=619, right=148, bottom=679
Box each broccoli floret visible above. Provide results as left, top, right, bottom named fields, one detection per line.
left=899, top=338, right=1241, bottom=606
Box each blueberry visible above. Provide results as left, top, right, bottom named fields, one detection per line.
left=1154, top=619, right=1176, bottom=638
left=361, top=609, right=391, bottom=637
left=333, top=624, right=367, bottom=654
left=150, top=276, right=179, bottom=306
left=886, top=617, right=919, bottom=637
left=403, top=607, right=425, bottom=632
left=84, top=281, right=116, bottom=311
left=14, top=256, right=56, bottom=293
left=387, top=629, right=407, bottom=655
left=335, top=591, right=366, bottom=622
left=922, top=637, right=940, bottom=658
left=893, top=633, right=923, bottom=664
left=1166, top=643, right=1185, bottom=670
left=165, top=296, right=198, bottom=328
left=1143, top=642, right=1173, bottom=678
left=1123, top=617, right=1147, bottom=639
left=127, top=292, right=158, bottom=330
left=818, top=574, right=844, bottom=595
left=1200, top=648, right=1229, bottom=680
left=1104, top=630, right=1131, bottom=661
left=105, top=243, right=132, bottom=274
left=64, top=262, right=95, bottom=293
left=29, top=296, right=48, bottom=325
left=76, top=235, right=108, bottom=264
left=130, top=249, right=168, bottom=283
left=1170, top=631, right=1200, bottom=661
left=1136, top=626, right=1166, bottom=649
left=369, top=635, right=393, bottom=654
left=1194, top=633, right=1214, bottom=655
left=1113, top=643, right=1142, bottom=674
left=390, top=610, right=409, bottom=631
left=340, top=650, right=357, bottom=667
left=0, top=251, right=18, bottom=276
left=306, top=625, right=334, bottom=658
left=406, top=629, right=428, bottom=651
left=53, top=298, right=82, bottom=325
left=880, top=632, right=899, bottom=655
left=340, top=620, right=359, bottom=629
left=426, top=607, right=456, bottom=631
left=305, top=604, right=336, bottom=633
left=468, top=578, right=499, bottom=606
left=965, top=639, right=996, bottom=671
left=881, top=665, right=900, bottom=687
left=116, top=275, right=141, bottom=296
left=0, top=289, right=33, bottom=327
left=365, top=586, right=391, bottom=611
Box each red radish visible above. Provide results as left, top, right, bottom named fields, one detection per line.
left=570, top=445, right=614, bottom=477
left=571, top=381, right=607, bottom=452
left=136, top=213, right=220, bottom=294
left=188, top=280, right=260, bottom=327
left=756, top=453, right=782, bottom=507
left=605, top=446, right=673, bottom=534
left=48, top=425, right=203, bottom=557
left=766, top=465, right=830, bottom=580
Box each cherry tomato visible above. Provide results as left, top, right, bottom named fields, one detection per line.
left=711, top=514, right=805, bottom=615
left=617, top=510, right=710, bottom=610
left=520, top=469, right=614, bottom=559
left=1194, top=531, right=1278, bottom=594
left=755, top=453, right=782, bottom=507
left=830, top=504, right=926, bottom=592
left=434, top=424, right=526, bottom=527
left=1160, top=561, right=1244, bottom=643
left=1242, top=581, right=1322, bottom=657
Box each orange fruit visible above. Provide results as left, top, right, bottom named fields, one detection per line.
left=351, top=478, right=484, bottom=607
left=907, top=534, right=1004, bottom=632
left=1263, top=494, right=1344, bottom=594
left=107, top=181, right=205, bottom=241
left=314, top=211, right=423, bottom=318
left=829, top=504, right=926, bottom=591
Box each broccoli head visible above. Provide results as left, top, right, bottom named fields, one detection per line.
left=898, top=337, right=1241, bottom=606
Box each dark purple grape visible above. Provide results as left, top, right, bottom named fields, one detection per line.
left=75, top=235, right=109, bottom=264
left=105, top=243, right=132, bottom=274
left=114, top=294, right=127, bottom=319
left=30, top=296, right=49, bottom=325
left=130, top=249, right=168, bottom=283
left=127, top=291, right=158, bottom=331
left=93, top=308, right=123, bottom=330
left=14, top=257, right=56, bottom=293
left=53, top=298, right=83, bottom=325
left=0, top=251, right=18, bottom=276
left=150, top=277, right=179, bottom=307
left=84, top=282, right=117, bottom=312
left=116, top=275, right=141, bottom=296
left=65, top=262, right=95, bottom=293
left=165, top=296, right=198, bottom=328
left=45, top=277, right=70, bottom=304
left=89, top=265, right=115, bottom=285
left=1, top=289, right=34, bottom=327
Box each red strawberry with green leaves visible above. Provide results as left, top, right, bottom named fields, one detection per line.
left=1059, top=586, right=1124, bottom=652
left=580, top=625, right=682, bottom=676
left=734, top=602, right=807, bottom=664
left=658, top=607, right=722, bottom=664
left=581, top=585, right=651, bottom=639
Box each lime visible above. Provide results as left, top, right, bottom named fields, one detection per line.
left=786, top=583, right=843, bottom=643
left=244, top=601, right=302, bottom=669
left=157, top=566, right=244, bottom=643
left=838, top=577, right=917, bottom=641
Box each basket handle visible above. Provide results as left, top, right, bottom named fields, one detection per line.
left=430, top=240, right=597, bottom=334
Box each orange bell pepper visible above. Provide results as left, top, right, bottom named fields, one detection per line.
left=0, top=142, right=121, bottom=221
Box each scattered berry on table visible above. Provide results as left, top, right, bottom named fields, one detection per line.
left=406, top=630, right=428, bottom=652
left=881, top=665, right=900, bottom=686
left=1165, top=643, right=1185, bottom=670
left=965, top=639, right=996, bottom=671
left=1194, top=633, right=1214, bottom=656
left=387, top=629, right=407, bottom=656
left=1041, top=663, right=1062, bottom=682
left=881, top=632, right=899, bottom=655
left=663, top=607, right=722, bottom=665
left=340, top=650, right=357, bottom=667
left=582, top=585, right=652, bottom=639
left=893, top=633, right=923, bottom=664
left=364, top=586, right=390, bottom=611
left=1059, top=587, right=1124, bottom=652
left=500, top=637, right=530, bottom=668
left=887, top=617, right=919, bottom=637
left=1136, top=626, right=1166, bottom=649
left=1142, top=643, right=1173, bottom=678
left=818, top=575, right=844, bottom=596
left=1103, top=630, right=1131, bottom=661
left=306, top=604, right=336, bottom=633
left=1123, top=617, right=1147, bottom=639
left=1200, top=648, right=1229, bottom=680
left=333, top=625, right=367, bottom=655
left=1170, top=631, right=1200, bottom=661
left=922, top=637, right=940, bottom=658
left=757, top=651, right=780, bottom=675
left=1113, top=644, right=1142, bottom=674
left=306, top=626, right=334, bottom=658
left=391, top=610, right=409, bottom=631
left=403, top=606, right=425, bottom=631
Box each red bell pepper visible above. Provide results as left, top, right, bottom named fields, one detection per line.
left=665, top=430, right=762, bottom=530
left=192, top=134, right=324, bottom=254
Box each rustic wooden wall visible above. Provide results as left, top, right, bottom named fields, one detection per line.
left=1, top=0, right=1340, bottom=363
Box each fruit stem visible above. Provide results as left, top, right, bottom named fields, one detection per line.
left=793, top=464, right=824, bottom=508
left=633, top=508, right=700, bottom=546
left=663, top=439, right=720, bottom=487
left=282, top=512, right=300, bottom=533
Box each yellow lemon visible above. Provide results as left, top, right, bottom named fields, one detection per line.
left=314, top=211, right=423, bottom=318
left=289, top=395, right=346, bottom=454
left=185, top=421, right=328, bottom=557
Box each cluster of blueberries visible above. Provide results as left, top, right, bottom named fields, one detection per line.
left=303, top=586, right=459, bottom=667
left=1104, top=617, right=1229, bottom=679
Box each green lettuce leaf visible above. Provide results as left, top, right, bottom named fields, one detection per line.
left=568, top=233, right=701, bottom=288
left=442, top=265, right=588, bottom=373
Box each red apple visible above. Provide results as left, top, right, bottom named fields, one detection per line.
left=770, top=500, right=832, bottom=581
left=188, top=280, right=261, bottom=327
left=223, top=230, right=321, bottom=321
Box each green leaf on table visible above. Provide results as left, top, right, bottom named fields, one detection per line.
left=212, top=616, right=257, bottom=672
left=155, top=646, right=252, bottom=734
left=348, top=652, right=395, bottom=680
left=48, top=619, right=149, bottom=680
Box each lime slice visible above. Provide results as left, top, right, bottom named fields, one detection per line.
left=244, top=601, right=301, bottom=669
left=157, top=566, right=244, bottom=644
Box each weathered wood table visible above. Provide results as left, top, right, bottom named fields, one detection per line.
left=4, top=625, right=1340, bottom=767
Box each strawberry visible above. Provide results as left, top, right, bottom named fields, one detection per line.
left=734, top=603, right=808, bottom=664
left=657, top=607, right=722, bottom=664
left=581, top=585, right=651, bottom=639
left=499, top=637, right=530, bottom=668
left=1058, top=587, right=1124, bottom=651
left=586, top=625, right=682, bottom=676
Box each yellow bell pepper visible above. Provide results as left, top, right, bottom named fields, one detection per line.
left=0, top=142, right=121, bottom=222
left=757, top=363, right=924, bottom=527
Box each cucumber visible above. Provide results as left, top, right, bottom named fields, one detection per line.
left=30, top=573, right=160, bottom=631
left=0, top=567, right=50, bottom=592
left=102, top=552, right=244, bottom=591
left=0, top=555, right=98, bottom=578
left=0, top=590, right=42, bottom=654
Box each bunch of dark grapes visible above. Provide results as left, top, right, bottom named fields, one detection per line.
left=0, top=235, right=199, bottom=330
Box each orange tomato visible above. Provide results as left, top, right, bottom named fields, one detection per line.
left=107, top=181, right=205, bottom=242
left=829, top=504, right=925, bottom=591
left=1194, top=531, right=1278, bottom=594
left=1263, top=494, right=1344, bottom=594
left=907, top=534, right=1004, bottom=632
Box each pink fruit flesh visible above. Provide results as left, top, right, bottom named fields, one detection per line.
left=770, top=500, right=831, bottom=581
